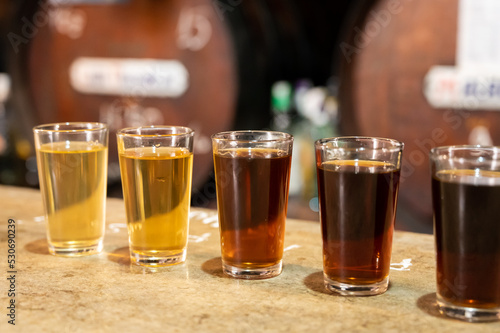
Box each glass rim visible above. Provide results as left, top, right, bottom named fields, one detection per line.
left=33, top=122, right=107, bottom=133
left=315, top=136, right=404, bottom=151
left=212, top=130, right=293, bottom=143
left=116, top=125, right=194, bottom=138
left=430, top=145, right=500, bottom=156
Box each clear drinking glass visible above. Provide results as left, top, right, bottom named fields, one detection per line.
left=34, top=122, right=108, bottom=256
left=117, top=126, right=194, bottom=267
left=315, top=136, right=403, bottom=296
left=430, top=146, right=500, bottom=322
left=212, top=130, right=293, bottom=279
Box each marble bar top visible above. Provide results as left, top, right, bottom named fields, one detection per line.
left=0, top=185, right=498, bottom=332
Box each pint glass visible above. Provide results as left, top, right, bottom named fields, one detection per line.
left=316, top=136, right=403, bottom=295
left=34, top=122, right=108, bottom=256
left=431, top=146, right=500, bottom=322
left=212, top=131, right=293, bottom=279
left=117, top=126, right=194, bottom=267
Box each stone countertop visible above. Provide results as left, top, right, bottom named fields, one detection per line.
left=0, top=185, right=498, bottom=332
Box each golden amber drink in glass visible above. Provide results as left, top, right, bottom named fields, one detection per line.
left=117, top=126, right=194, bottom=267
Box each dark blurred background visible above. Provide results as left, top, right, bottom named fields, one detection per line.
left=2, top=0, right=498, bottom=234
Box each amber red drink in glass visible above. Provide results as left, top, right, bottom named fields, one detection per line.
left=212, top=131, right=293, bottom=279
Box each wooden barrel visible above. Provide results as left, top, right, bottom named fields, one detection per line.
left=7, top=0, right=356, bottom=197
left=9, top=0, right=237, bottom=190
left=338, top=0, right=500, bottom=222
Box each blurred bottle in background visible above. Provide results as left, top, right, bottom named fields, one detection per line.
left=0, top=0, right=34, bottom=187
left=0, top=72, right=35, bottom=187
left=270, top=78, right=339, bottom=220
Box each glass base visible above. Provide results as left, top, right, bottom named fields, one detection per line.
left=222, top=261, right=282, bottom=280
left=131, top=249, right=186, bottom=267
left=437, top=295, right=500, bottom=322
left=48, top=240, right=103, bottom=257
left=324, top=275, right=389, bottom=296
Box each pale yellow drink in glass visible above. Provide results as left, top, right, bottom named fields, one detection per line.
left=119, top=146, right=193, bottom=266
left=36, top=141, right=108, bottom=256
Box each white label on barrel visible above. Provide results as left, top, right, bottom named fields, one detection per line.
left=457, top=0, right=500, bottom=67
left=424, top=66, right=500, bottom=110
left=69, top=57, right=189, bottom=98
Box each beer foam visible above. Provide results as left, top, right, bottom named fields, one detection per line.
left=321, top=159, right=397, bottom=173
left=216, top=148, right=288, bottom=159
left=122, top=146, right=191, bottom=159
left=436, top=169, right=500, bottom=186
left=39, top=141, right=106, bottom=153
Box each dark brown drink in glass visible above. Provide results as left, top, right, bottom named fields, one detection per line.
left=315, top=137, right=403, bottom=296
left=432, top=169, right=500, bottom=310
left=318, top=160, right=400, bottom=286
left=214, top=148, right=291, bottom=274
